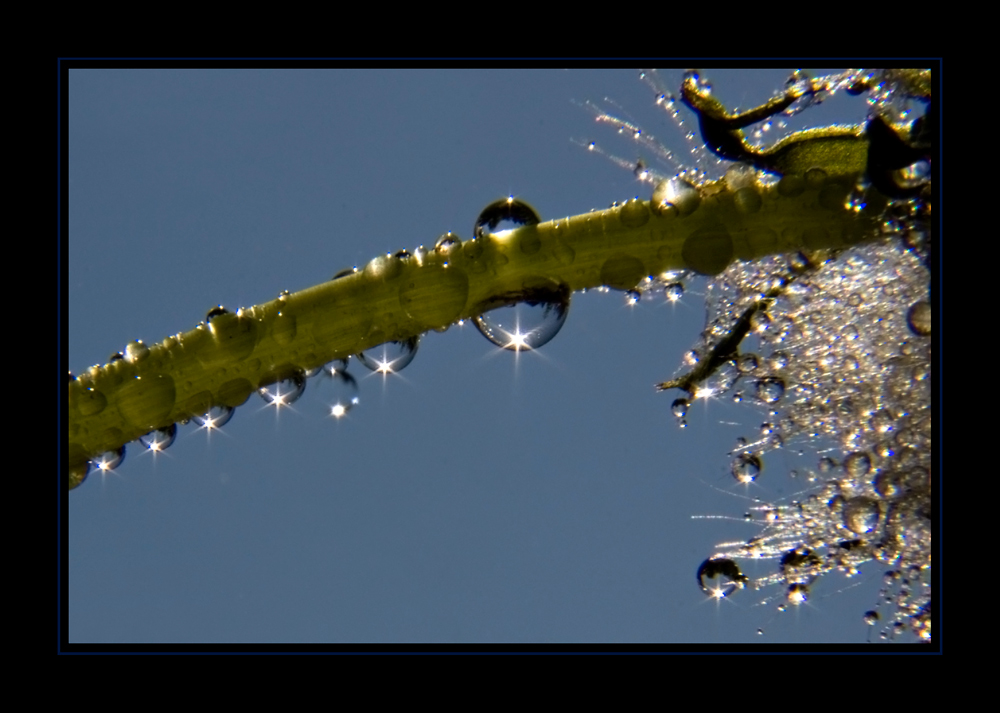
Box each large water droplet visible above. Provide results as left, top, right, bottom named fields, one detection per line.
left=473, top=197, right=540, bottom=239
left=664, top=282, right=685, bottom=302
left=193, top=405, right=235, bottom=430
left=356, top=336, right=419, bottom=373
left=139, top=424, right=178, bottom=452
left=258, top=372, right=307, bottom=406
left=473, top=290, right=570, bottom=352
left=697, top=557, right=748, bottom=598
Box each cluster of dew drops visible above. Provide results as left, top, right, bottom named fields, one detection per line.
left=74, top=212, right=575, bottom=486
left=583, top=68, right=932, bottom=642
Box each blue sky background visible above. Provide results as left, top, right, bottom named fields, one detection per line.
left=67, top=67, right=901, bottom=645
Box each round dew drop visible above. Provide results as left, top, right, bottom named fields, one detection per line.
left=139, top=424, right=178, bottom=452
left=193, top=405, right=235, bottom=430
left=318, top=371, right=360, bottom=419
left=356, top=336, right=419, bottom=373
left=93, top=446, right=126, bottom=472
left=474, top=295, right=570, bottom=352
left=258, top=372, right=307, bottom=406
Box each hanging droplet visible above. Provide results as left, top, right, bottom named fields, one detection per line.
left=625, top=289, right=641, bottom=306
left=671, top=398, right=688, bottom=419
left=731, top=453, right=762, bottom=484
left=356, top=336, right=419, bottom=373
left=93, top=446, right=125, bottom=472
left=664, top=282, right=684, bottom=302
left=473, top=289, right=570, bottom=352
left=323, top=358, right=350, bottom=377
left=697, top=557, right=748, bottom=598
left=787, top=583, right=809, bottom=605
left=320, top=371, right=360, bottom=419
left=755, top=377, right=786, bottom=404
left=139, top=423, right=177, bottom=452
left=193, top=405, right=234, bottom=430
left=139, top=424, right=177, bottom=452
left=258, top=372, right=307, bottom=406
left=864, top=610, right=880, bottom=626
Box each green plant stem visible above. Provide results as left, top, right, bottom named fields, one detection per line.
left=68, top=159, right=884, bottom=487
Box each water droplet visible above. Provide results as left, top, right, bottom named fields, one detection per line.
left=750, top=310, right=771, bottom=333
left=874, top=470, right=903, bottom=499
left=767, top=351, right=789, bottom=371
left=193, top=405, right=235, bottom=430
left=844, top=451, right=872, bottom=479
left=434, top=233, right=461, bottom=255
left=473, top=290, right=570, bottom=352
left=671, top=398, right=688, bottom=418
left=664, top=282, right=684, bottom=302
left=906, top=300, right=931, bottom=336
left=139, top=424, right=178, bottom=452
left=787, top=583, right=809, bottom=605
left=124, top=340, right=149, bottom=363
left=356, top=336, right=419, bottom=373
left=844, top=496, right=881, bottom=534
left=206, top=306, right=230, bottom=323
left=651, top=177, right=701, bottom=216
left=864, top=610, right=880, bottom=626
left=93, top=446, right=125, bottom=472
left=755, top=377, right=785, bottom=404
left=732, top=453, right=762, bottom=484
left=258, top=372, right=307, bottom=406
left=625, top=290, right=641, bottom=306
left=708, top=360, right=740, bottom=394
left=697, top=557, right=747, bottom=598
left=109, top=352, right=124, bottom=364
left=738, top=353, right=759, bottom=374
left=320, top=371, right=360, bottom=418
left=332, top=267, right=358, bottom=280
left=69, top=459, right=90, bottom=489
left=473, top=197, right=540, bottom=239
left=322, top=358, right=350, bottom=376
